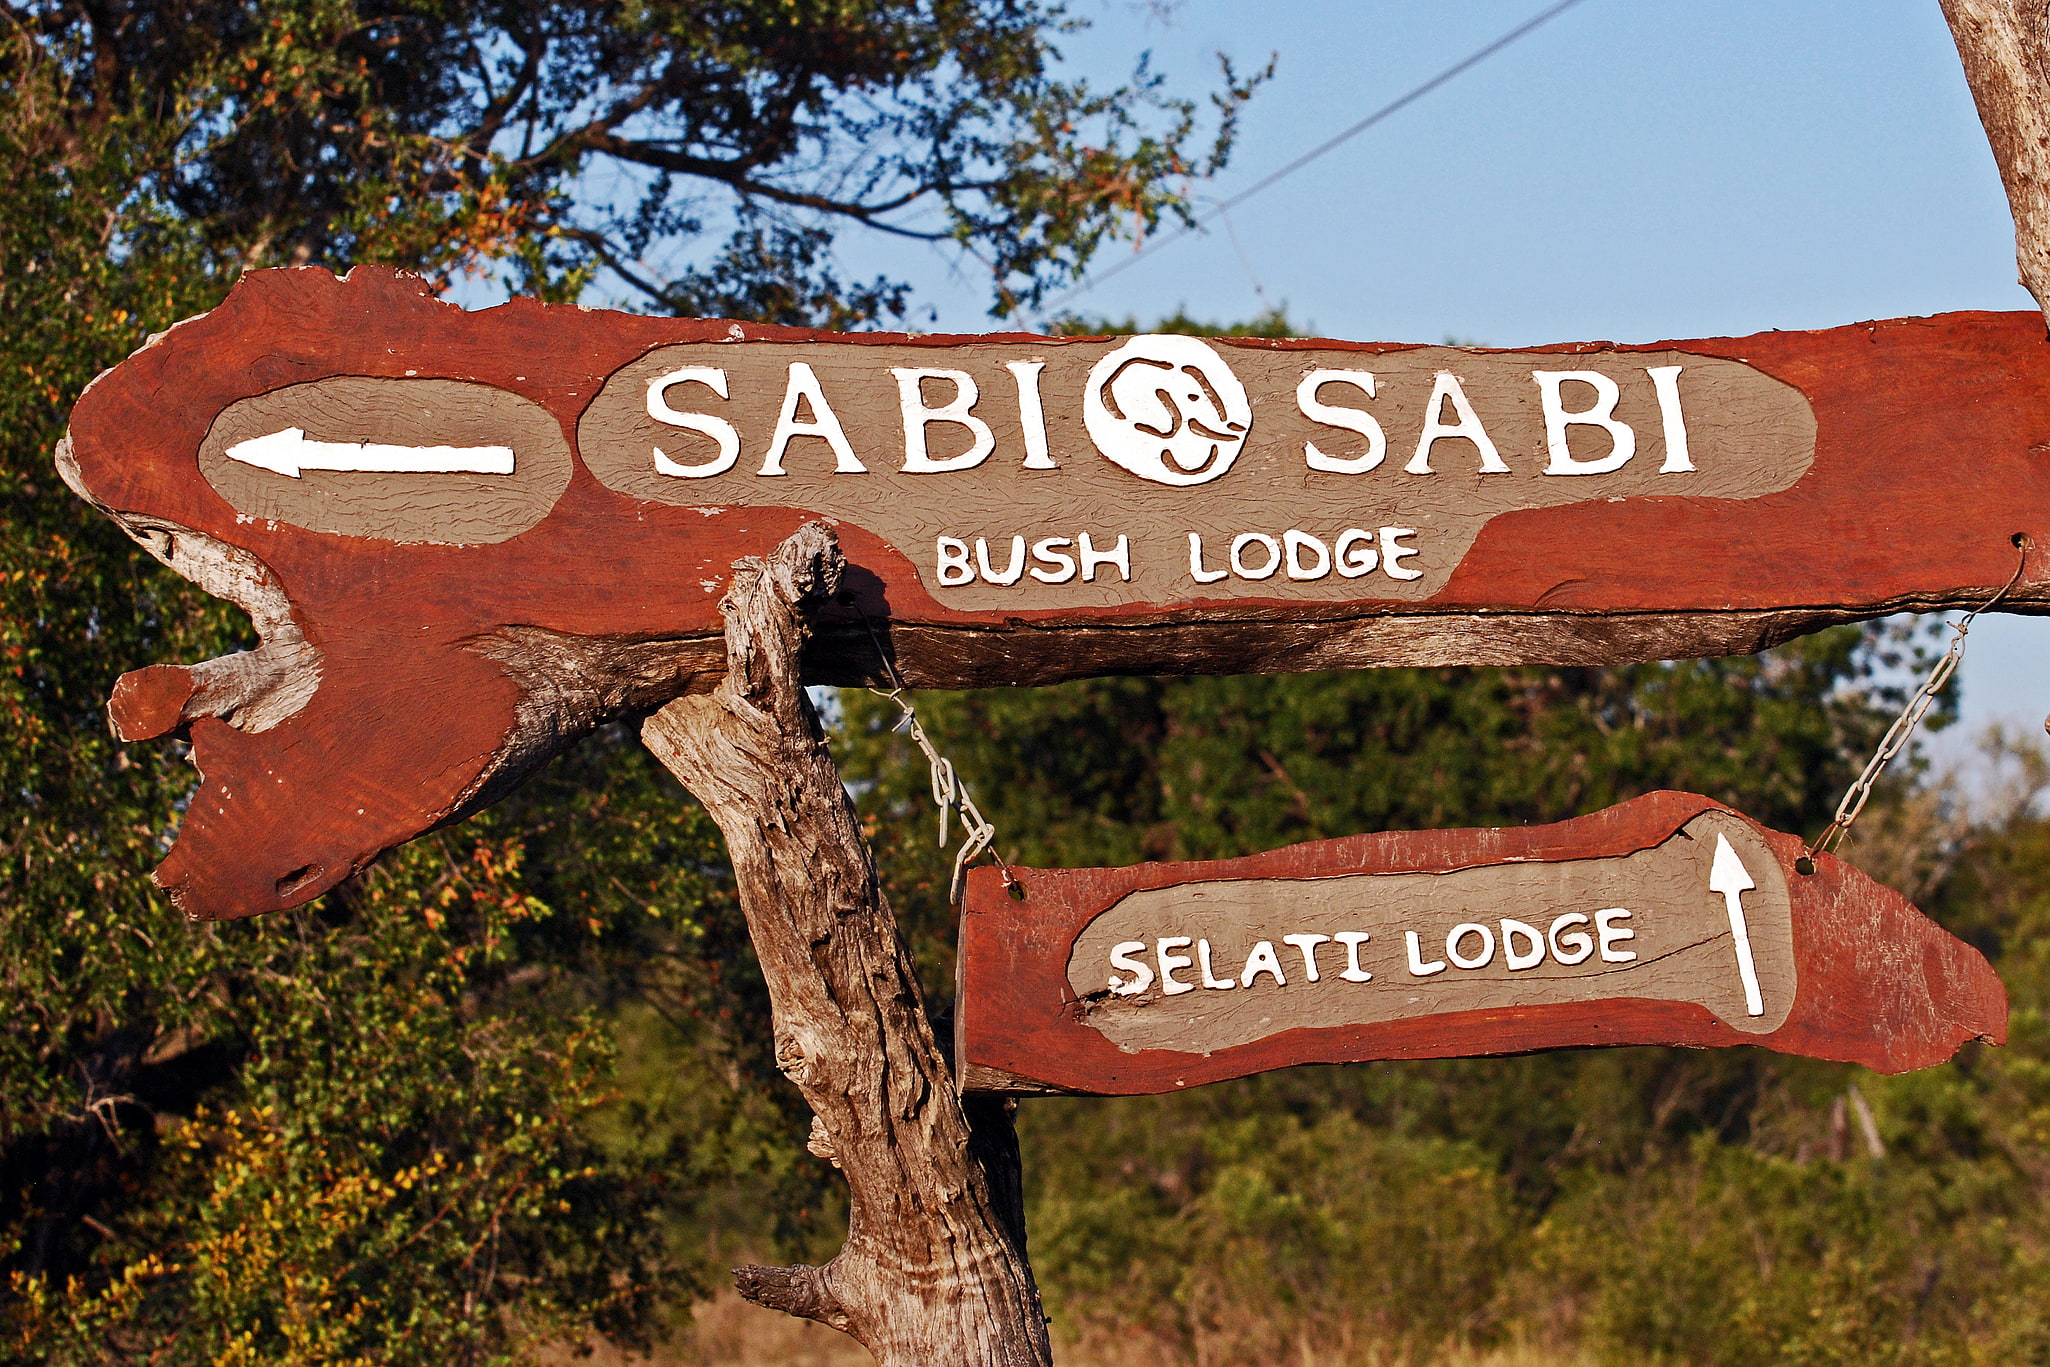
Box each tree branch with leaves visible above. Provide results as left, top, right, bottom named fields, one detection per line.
left=6, top=0, right=1267, bottom=320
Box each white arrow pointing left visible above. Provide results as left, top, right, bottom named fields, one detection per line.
left=225, top=427, right=515, bottom=479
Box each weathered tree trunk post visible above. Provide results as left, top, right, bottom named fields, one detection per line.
left=639, top=522, right=1051, bottom=1367
left=1942, top=0, right=2050, bottom=325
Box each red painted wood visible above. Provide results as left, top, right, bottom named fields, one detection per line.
left=59, top=267, right=2050, bottom=919
left=954, top=792, right=2007, bottom=1090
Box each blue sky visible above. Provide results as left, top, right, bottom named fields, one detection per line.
left=856, top=0, right=2050, bottom=746
left=488, top=1, right=2050, bottom=745
left=892, top=0, right=2026, bottom=343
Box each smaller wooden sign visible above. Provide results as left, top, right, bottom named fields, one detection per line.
left=955, top=792, right=2005, bottom=1094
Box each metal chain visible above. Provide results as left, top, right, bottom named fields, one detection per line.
left=843, top=538, right=2032, bottom=887
left=853, top=612, right=1022, bottom=906
left=1798, top=535, right=2031, bottom=874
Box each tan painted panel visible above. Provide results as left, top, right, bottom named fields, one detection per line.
left=198, top=377, right=574, bottom=545
left=578, top=339, right=1815, bottom=608
left=1065, top=810, right=1795, bottom=1052
left=62, top=269, right=2050, bottom=924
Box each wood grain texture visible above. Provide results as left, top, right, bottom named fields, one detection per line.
left=1065, top=808, right=1799, bottom=1054
left=197, top=377, right=574, bottom=544
left=56, top=266, right=2050, bottom=920
left=954, top=792, right=2007, bottom=1095
left=639, top=524, right=1049, bottom=1367
left=572, top=338, right=1814, bottom=608
left=1943, top=0, right=2050, bottom=324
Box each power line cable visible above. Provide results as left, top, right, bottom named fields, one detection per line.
left=1041, top=0, right=1593, bottom=314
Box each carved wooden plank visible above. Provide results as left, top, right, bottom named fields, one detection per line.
left=954, top=792, right=2007, bottom=1094
left=58, top=266, right=2050, bottom=919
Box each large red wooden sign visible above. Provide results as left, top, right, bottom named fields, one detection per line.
left=59, top=266, right=2050, bottom=921
left=954, top=792, right=2006, bottom=1093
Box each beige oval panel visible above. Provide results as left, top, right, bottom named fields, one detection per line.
left=578, top=340, right=1816, bottom=609
left=1065, top=810, right=1797, bottom=1052
left=198, top=378, right=573, bottom=545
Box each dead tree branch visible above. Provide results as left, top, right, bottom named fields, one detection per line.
left=639, top=522, right=1050, bottom=1367
left=1942, top=0, right=2050, bottom=324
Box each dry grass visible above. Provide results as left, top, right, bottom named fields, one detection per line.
left=1430, top=1349, right=1593, bottom=1367
left=539, top=1290, right=874, bottom=1366
left=545, top=1293, right=1596, bottom=1367
left=680, top=1292, right=876, bottom=1366
left=1050, top=1324, right=1593, bottom=1367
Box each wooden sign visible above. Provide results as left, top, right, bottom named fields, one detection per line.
left=954, top=792, right=2006, bottom=1093
left=59, top=266, right=2050, bottom=920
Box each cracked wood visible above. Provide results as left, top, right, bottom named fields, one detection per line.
left=955, top=792, right=2007, bottom=1095
left=639, top=523, right=1049, bottom=1367
left=57, top=266, right=2050, bottom=920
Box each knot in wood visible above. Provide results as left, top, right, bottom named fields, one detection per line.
left=774, top=1033, right=815, bottom=1083
left=806, top=1115, right=842, bottom=1168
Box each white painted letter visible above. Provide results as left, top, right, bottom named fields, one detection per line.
left=1646, top=364, right=1693, bottom=472
left=1548, top=913, right=1594, bottom=966
left=1501, top=919, right=1545, bottom=971
left=1108, top=941, right=1154, bottom=995
left=1407, top=371, right=1508, bottom=474
left=1198, top=939, right=1237, bottom=990
left=648, top=367, right=741, bottom=478
left=1239, top=940, right=1288, bottom=987
left=1535, top=370, right=1635, bottom=475
left=1188, top=532, right=1229, bottom=584
left=976, top=536, right=1026, bottom=586
left=1379, top=527, right=1422, bottom=581
left=936, top=537, right=974, bottom=587
left=1334, top=529, right=1377, bottom=578
left=761, top=362, right=864, bottom=475
left=1283, top=530, right=1331, bottom=581
left=894, top=368, right=995, bottom=473
left=1007, top=360, right=1056, bottom=469
left=1334, top=932, right=1373, bottom=982
left=1282, top=933, right=1331, bottom=982
left=1079, top=533, right=1130, bottom=583
left=1595, top=908, right=1637, bottom=963
left=1446, top=922, right=1496, bottom=970
left=1406, top=931, right=1447, bottom=977
left=1030, top=537, right=1077, bottom=583
left=1230, top=532, right=1281, bottom=580
left=1299, top=369, right=1387, bottom=472
left=1157, top=937, right=1196, bottom=995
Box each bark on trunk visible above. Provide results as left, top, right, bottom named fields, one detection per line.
left=639, top=522, right=1051, bottom=1367
left=1942, top=0, right=2050, bottom=324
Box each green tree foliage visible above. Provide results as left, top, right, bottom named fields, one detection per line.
left=2, top=5, right=1248, bottom=1358
left=829, top=311, right=2050, bottom=1363
left=842, top=663, right=2050, bottom=1365
left=9, top=0, right=1264, bottom=318
left=842, top=632, right=1908, bottom=973
left=1, top=35, right=698, bottom=1357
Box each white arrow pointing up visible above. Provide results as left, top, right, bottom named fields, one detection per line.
left=1708, top=832, right=1765, bottom=1017
left=225, top=427, right=515, bottom=479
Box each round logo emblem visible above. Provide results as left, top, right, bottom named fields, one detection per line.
left=1083, top=335, right=1253, bottom=486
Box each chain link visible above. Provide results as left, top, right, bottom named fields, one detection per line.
left=844, top=539, right=2032, bottom=887
left=853, top=611, right=1021, bottom=906
left=1799, top=535, right=2030, bottom=874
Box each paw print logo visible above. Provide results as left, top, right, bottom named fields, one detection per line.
left=1083, top=335, right=1253, bottom=487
